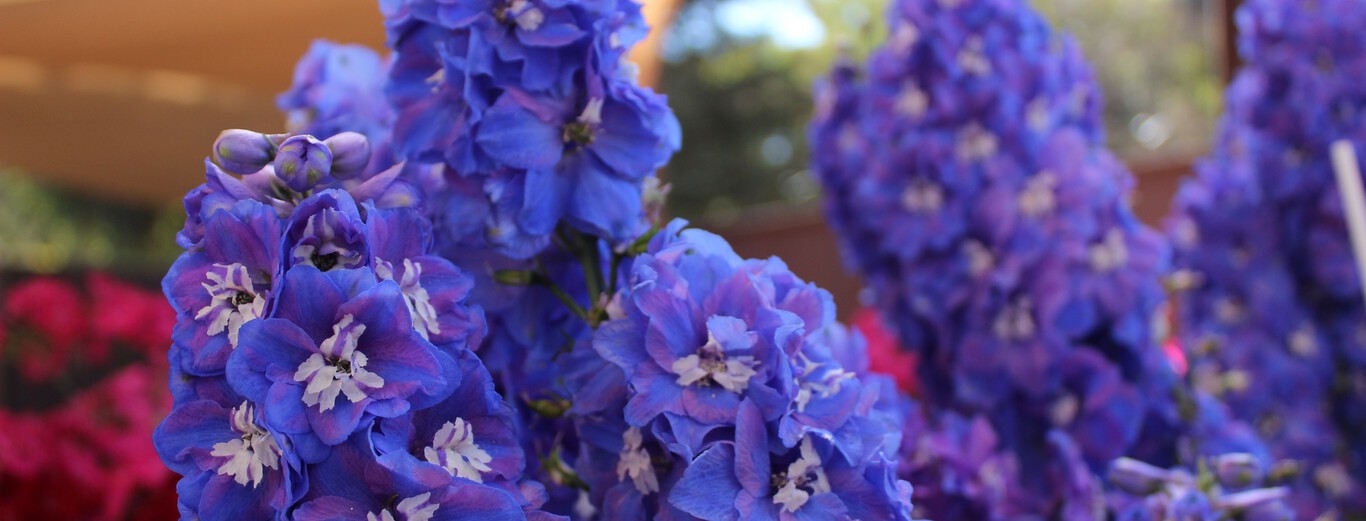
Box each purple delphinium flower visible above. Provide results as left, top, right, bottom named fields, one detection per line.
left=159, top=118, right=544, bottom=518
left=1105, top=455, right=1296, bottom=521
left=381, top=0, right=680, bottom=258
left=371, top=348, right=525, bottom=487
left=229, top=266, right=452, bottom=448
left=283, top=190, right=373, bottom=272
left=805, top=0, right=1269, bottom=517
left=1167, top=0, right=1366, bottom=515
left=669, top=399, right=915, bottom=521
left=292, top=430, right=529, bottom=521
left=520, top=220, right=920, bottom=519
left=154, top=397, right=300, bottom=521
left=591, top=223, right=821, bottom=456
left=163, top=199, right=281, bottom=375
left=278, top=40, right=394, bottom=150
left=368, top=205, right=487, bottom=350
left=896, top=407, right=1018, bottom=520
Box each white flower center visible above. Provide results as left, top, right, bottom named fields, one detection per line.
left=992, top=298, right=1035, bottom=341
left=210, top=401, right=282, bottom=488
left=1049, top=394, right=1079, bottom=426
left=1315, top=463, right=1353, bottom=498
left=367, top=492, right=439, bottom=521
left=1026, top=97, right=1050, bottom=132
left=672, top=331, right=760, bottom=393
left=616, top=427, right=660, bottom=494
left=1171, top=218, right=1199, bottom=248
left=196, top=263, right=266, bottom=348
left=293, top=211, right=363, bottom=271
left=573, top=491, right=598, bottom=520
left=578, top=98, right=605, bottom=127
left=964, top=240, right=995, bottom=277
left=426, top=68, right=445, bottom=90
left=1289, top=324, right=1318, bottom=357
left=900, top=180, right=943, bottom=214
left=956, top=123, right=998, bottom=162
left=890, top=23, right=918, bottom=54
left=508, top=0, right=544, bottom=32
left=1089, top=229, right=1129, bottom=272
left=1018, top=172, right=1058, bottom=217
left=376, top=258, right=441, bottom=340
left=956, top=36, right=992, bottom=76
left=293, top=314, right=384, bottom=412
left=895, top=82, right=928, bottom=118
left=773, top=438, right=831, bottom=513
left=1223, top=369, right=1251, bottom=393
left=424, top=418, right=493, bottom=482
left=1215, top=298, right=1245, bottom=324
left=837, top=123, right=861, bottom=153
left=793, top=354, right=855, bottom=413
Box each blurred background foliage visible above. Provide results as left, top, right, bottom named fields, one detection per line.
left=0, top=0, right=1224, bottom=275
left=662, top=0, right=1223, bottom=222
left=0, top=167, right=180, bottom=279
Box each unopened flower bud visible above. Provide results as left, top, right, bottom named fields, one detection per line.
left=324, top=132, right=373, bottom=180
left=524, top=396, right=572, bottom=418
left=1213, top=453, right=1264, bottom=489
left=1107, top=457, right=1170, bottom=495
left=1215, top=487, right=1289, bottom=515
left=494, top=270, right=535, bottom=286
left=213, top=129, right=275, bottom=174
left=274, top=135, right=332, bottom=192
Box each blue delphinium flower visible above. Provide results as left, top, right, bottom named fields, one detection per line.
left=156, top=126, right=551, bottom=519
left=160, top=2, right=916, bottom=519
left=1168, top=0, right=1366, bottom=515
left=162, top=199, right=280, bottom=375
left=381, top=0, right=680, bottom=257
left=806, top=0, right=1267, bottom=517
left=228, top=265, right=452, bottom=448
left=538, top=220, right=919, bottom=520
left=810, top=0, right=1157, bottom=419
left=670, top=400, right=907, bottom=520
left=278, top=40, right=394, bottom=148
left=154, top=397, right=301, bottom=521
left=291, top=430, right=527, bottom=521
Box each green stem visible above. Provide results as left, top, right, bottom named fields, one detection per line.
left=533, top=257, right=591, bottom=322
left=608, top=252, right=622, bottom=296
left=547, top=281, right=590, bottom=321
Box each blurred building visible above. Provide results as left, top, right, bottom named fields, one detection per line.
left=0, top=0, right=1241, bottom=315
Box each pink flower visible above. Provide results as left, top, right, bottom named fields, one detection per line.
left=854, top=307, right=921, bottom=396
left=88, top=273, right=175, bottom=357
left=4, top=276, right=87, bottom=381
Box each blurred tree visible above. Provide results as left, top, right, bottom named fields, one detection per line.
left=660, top=0, right=886, bottom=222
left=661, top=0, right=1223, bottom=222
left=0, top=168, right=179, bottom=279
left=1034, top=0, right=1222, bottom=158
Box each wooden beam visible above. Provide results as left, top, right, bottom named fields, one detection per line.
left=630, top=0, right=684, bottom=89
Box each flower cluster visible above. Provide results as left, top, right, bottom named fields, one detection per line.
left=2, top=273, right=173, bottom=382
left=153, top=129, right=553, bottom=520
left=381, top=0, right=681, bottom=258
left=809, top=0, right=1185, bottom=515
left=1167, top=0, right=1366, bottom=515
left=0, top=273, right=178, bottom=521
left=1106, top=455, right=1295, bottom=520
left=277, top=40, right=398, bottom=175
left=553, top=221, right=917, bottom=520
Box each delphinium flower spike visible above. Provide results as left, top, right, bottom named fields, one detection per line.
left=809, top=0, right=1286, bottom=518
left=155, top=122, right=553, bottom=518
left=1168, top=0, right=1366, bottom=515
